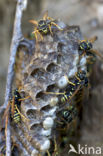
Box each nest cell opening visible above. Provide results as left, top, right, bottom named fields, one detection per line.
left=36, top=91, right=46, bottom=101
left=41, top=105, right=51, bottom=113
left=31, top=68, right=45, bottom=78
left=30, top=123, right=42, bottom=131
left=46, top=63, right=59, bottom=73
left=46, top=84, right=57, bottom=92
left=26, top=109, right=38, bottom=119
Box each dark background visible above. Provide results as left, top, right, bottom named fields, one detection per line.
left=0, top=0, right=103, bottom=155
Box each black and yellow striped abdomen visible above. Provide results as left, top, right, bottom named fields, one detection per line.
left=61, top=91, right=73, bottom=103
left=11, top=88, right=21, bottom=124
left=12, top=105, right=21, bottom=123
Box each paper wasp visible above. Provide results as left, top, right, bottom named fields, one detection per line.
left=44, top=70, right=88, bottom=104
left=29, top=11, right=63, bottom=41
left=47, top=106, right=78, bottom=156
left=1, top=88, right=29, bottom=135
left=78, top=36, right=103, bottom=60
left=46, top=106, right=78, bottom=156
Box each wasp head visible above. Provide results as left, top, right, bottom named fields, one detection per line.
left=79, top=40, right=92, bottom=51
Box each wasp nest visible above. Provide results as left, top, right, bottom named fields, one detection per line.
left=10, top=22, right=88, bottom=156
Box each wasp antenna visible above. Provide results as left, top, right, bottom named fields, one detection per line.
left=89, top=36, right=98, bottom=43
left=43, top=10, right=48, bottom=20
left=91, top=49, right=103, bottom=60
left=29, top=20, right=38, bottom=26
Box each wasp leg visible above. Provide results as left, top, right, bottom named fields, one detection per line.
left=48, top=25, right=53, bottom=36
left=1, top=101, right=11, bottom=123
left=19, top=96, right=30, bottom=101
left=56, top=119, right=64, bottom=125
left=32, top=29, right=38, bottom=41
left=44, top=91, right=65, bottom=95
left=37, top=31, right=44, bottom=41
left=32, top=29, right=43, bottom=41
left=47, top=16, right=55, bottom=21
left=11, top=98, right=15, bottom=116
left=86, top=56, right=95, bottom=64
left=75, top=73, right=81, bottom=82
left=51, top=22, right=63, bottom=31
left=64, top=75, right=75, bottom=86
left=46, top=150, right=51, bottom=156
left=15, top=106, right=29, bottom=122
left=53, top=136, right=58, bottom=156
left=0, top=101, right=11, bottom=132
left=90, top=49, right=103, bottom=60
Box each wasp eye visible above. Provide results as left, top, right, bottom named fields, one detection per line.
left=79, top=42, right=87, bottom=50
left=38, top=20, right=45, bottom=26
left=63, top=110, right=70, bottom=118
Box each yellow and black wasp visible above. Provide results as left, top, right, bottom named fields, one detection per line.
left=10, top=88, right=23, bottom=124
left=60, top=71, right=88, bottom=103
left=49, top=105, right=78, bottom=156
left=29, top=11, right=63, bottom=41
left=1, top=88, right=29, bottom=136
left=44, top=70, right=88, bottom=104
left=78, top=36, right=103, bottom=60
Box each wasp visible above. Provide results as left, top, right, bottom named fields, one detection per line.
left=52, top=105, right=78, bottom=155
left=29, top=11, right=63, bottom=41
left=10, top=88, right=22, bottom=123
left=60, top=71, right=88, bottom=103
left=78, top=36, right=103, bottom=60
left=1, top=88, right=29, bottom=136
left=44, top=70, right=88, bottom=104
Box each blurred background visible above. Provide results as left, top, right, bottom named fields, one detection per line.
left=0, top=0, right=103, bottom=155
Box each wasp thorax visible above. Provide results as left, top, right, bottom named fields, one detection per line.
left=38, top=20, right=46, bottom=26
left=38, top=20, right=49, bottom=34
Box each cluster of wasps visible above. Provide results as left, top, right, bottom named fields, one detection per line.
left=1, top=11, right=103, bottom=156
